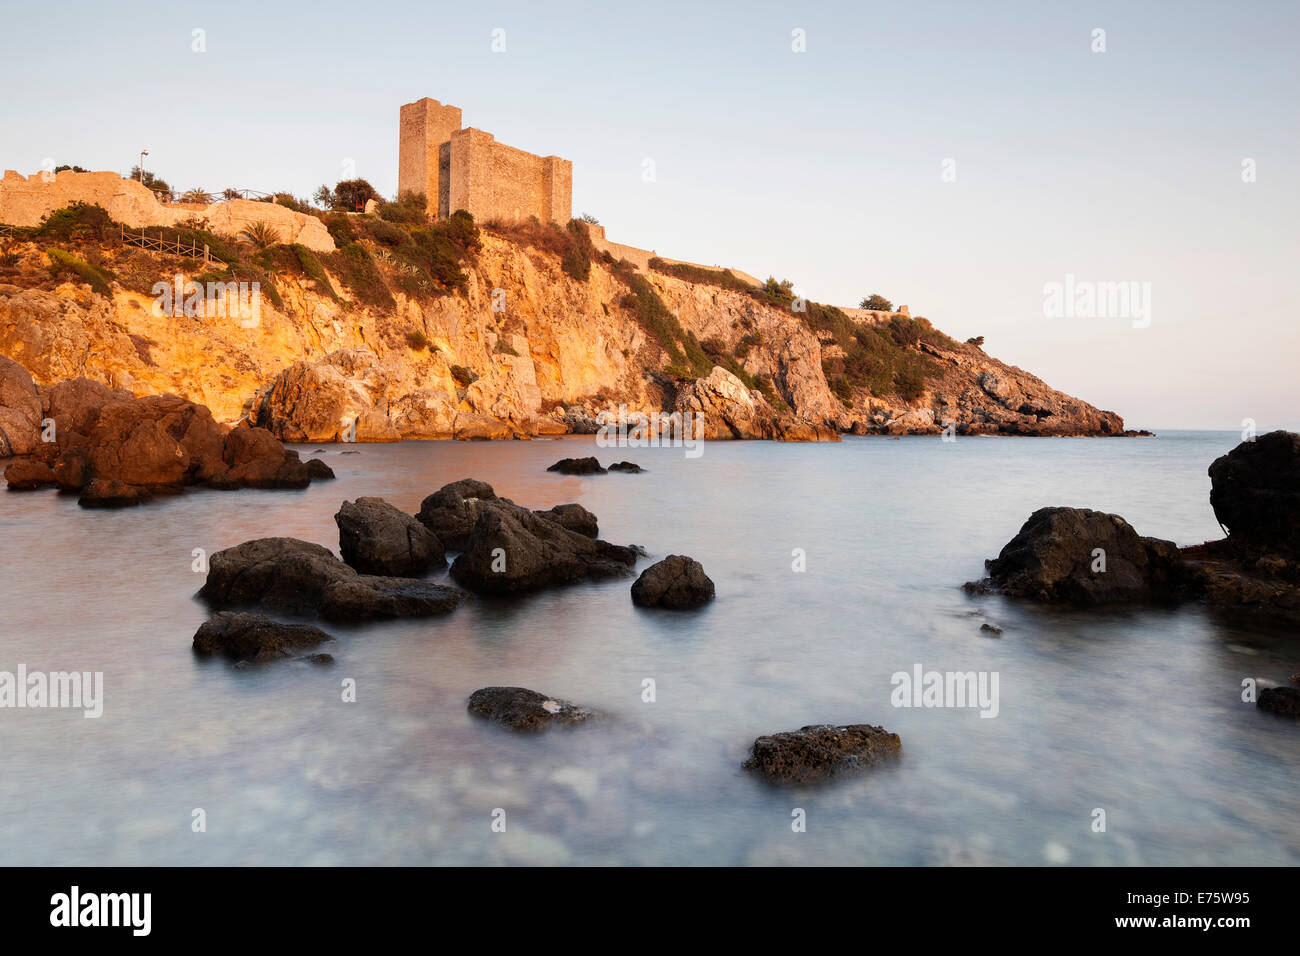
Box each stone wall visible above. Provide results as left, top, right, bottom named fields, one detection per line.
left=0, top=169, right=335, bottom=252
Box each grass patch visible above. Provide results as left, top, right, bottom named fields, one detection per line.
left=649, top=257, right=754, bottom=293
left=405, top=329, right=431, bottom=351
left=291, top=244, right=339, bottom=301
left=47, top=248, right=114, bottom=296
left=326, top=243, right=394, bottom=310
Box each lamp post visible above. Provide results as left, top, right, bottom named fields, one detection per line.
left=138, top=150, right=148, bottom=183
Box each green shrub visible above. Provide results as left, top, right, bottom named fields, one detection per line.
left=47, top=248, right=113, bottom=296
left=37, top=202, right=117, bottom=242
left=292, top=244, right=338, bottom=300
left=649, top=258, right=754, bottom=294
left=327, top=243, right=394, bottom=311
left=325, top=213, right=355, bottom=245
left=323, top=179, right=382, bottom=212
left=449, top=364, right=478, bottom=387
left=405, top=329, right=431, bottom=351
left=760, top=277, right=795, bottom=308
left=378, top=192, right=428, bottom=224
left=560, top=219, right=595, bottom=281
left=860, top=294, right=893, bottom=311
left=493, top=339, right=519, bottom=356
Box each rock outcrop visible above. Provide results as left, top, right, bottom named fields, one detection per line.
left=415, top=478, right=498, bottom=550
left=675, top=366, right=840, bottom=442
left=630, top=555, right=716, bottom=609
left=743, top=724, right=903, bottom=784
left=335, top=497, right=446, bottom=576
left=198, top=537, right=464, bottom=623
left=1258, top=686, right=1300, bottom=717
left=547, top=456, right=606, bottom=475
left=0, top=366, right=331, bottom=504
left=966, top=507, right=1183, bottom=605
left=1208, top=431, right=1300, bottom=554
left=192, top=611, right=334, bottom=663
left=449, top=499, right=638, bottom=594
left=466, top=686, right=596, bottom=732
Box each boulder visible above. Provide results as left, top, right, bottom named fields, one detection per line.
left=535, top=502, right=599, bottom=538
left=743, top=724, right=902, bottom=784
left=607, top=461, right=644, bottom=473
left=466, top=686, right=595, bottom=732
left=1209, top=431, right=1300, bottom=555
left=449, top=501, right=638, bottom=594
left=198, top=536, right=464, bottom=623
left=547, top=456, right=606, bottom=475
left=192, top=611, right=333, bottom=663
left=968, top=507, right=1183, bottom=605
left=630, top=555, right=716, bottom=609
left=217, top=426, right=311, bottom=489
left=335, top=497, right=445, bottom=576
left=78, top=478, right=153, bottom=508
left=3, top=460, right=55, bottom=490
left=1258, top=686, right=1300, bottom=717
left=0, top=354, right=43, bottom=457
left=304, top=458, right=335, bottom=480
left=454, top=412, right=511, bottom=441
left=415, top=478, right=498, bottom=550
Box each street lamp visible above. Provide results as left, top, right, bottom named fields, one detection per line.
left=138, top=150, right=148, bottom=183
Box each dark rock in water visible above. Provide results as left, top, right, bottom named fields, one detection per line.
left=1180, top=539, right=1300, bottom=618
left=340, top=451, right=360, bottom=455
left=743, top=724, right=902, bottom=784
left=78, top=478, right=153, bottom=508
left=466, top=686, right=595, bottom=732
left=52, top=448, right=88, bottom=491
left=968, top=506, right=1182, bottom=605
left=1209, top=431, right=1300, bottom=555
left=305, top=458, right=335, bottom=480
left=304, top=653, right=335, bottom=665
left=193, top=611, right=333, bottom=663
left=198, top=536, right=464, bottom=622
left=1258, top=686, right=1300, bottom=716
left=3, top=460, right=55, bottom=490
left=416, top=478, right=498, bottom=550
left=450, top=501, right=637, bottom=594
left=312, top=449, right=329, bottom=455
left=631, top=555, right=715, bottom=609
left=608, top=461, right=644, bottom=473
left=547, top=456, right=606, bottom=475
left=336, top=497, right=445, bottom=576
left=980, top=623, right=1003, bottom=636
left=535, top=502, right=599, bottom=538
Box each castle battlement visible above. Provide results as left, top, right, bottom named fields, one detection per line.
left=398, top=97, right=571, bottom=224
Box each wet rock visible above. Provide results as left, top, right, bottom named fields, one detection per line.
left=217, top=426, right=311, bottom=489
left=198, top=536, right=464, bottom=622
left=630, top=555, right=715, bottom=609
left=1258, top=686, right=1300, bottom=717
left=967, top=507, right=1182, bottom=605
left=535, top=502, right=599, bottom=538
left=980, top=623, right=1003, bottom=636
left=304, top=653, right=335, bottom=665
left=743, top=724, right=902, bottom=784
left=192, top=611, right=333, bottom=663
left=78, top=478, right=153, bottom=508
left=450, top=501, right=637, bottom=594
left=608, top=461, right=644, bottom=473
left=1209, top=431, right=1300, bottom=555
left=547, top=456, right=606, bottom=475
left=416, top=478, right=499, bottom=550
left=466, top=686, right=595, bottom=732
left=304, top=458, right=335, bottom=479
left=335, top=497, right=445, bottom=576
left=3, top=459, right=55, bottom=490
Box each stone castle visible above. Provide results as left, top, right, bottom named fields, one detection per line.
left=397, top=97, right=571, bottom=224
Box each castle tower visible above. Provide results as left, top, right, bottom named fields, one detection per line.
left=397, top=96, right=571, bottom=224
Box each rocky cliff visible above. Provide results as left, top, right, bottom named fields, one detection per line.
left=0, top=207, right=1133, bottom=444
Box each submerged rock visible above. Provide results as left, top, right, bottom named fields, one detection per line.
left=630, top=555, right=716, bottom=609
left=450, top=501, right=637, bottom=594
left=3, top=460, right=55, bottom=490
left=743, top=724, right=902, bottom=784
left=547, top=456, right=606, bottom=475
left=78, top=478, right=153, bottom=508
left=466, top=686, right=595, bottom=732
left=335, top=497, right=445, bottom=576
left=1258, top=686, right=1300, bottom=717
left=198, top=536, right=464, bottom=623
left=608, top=461, right=644, bottom=473
left=966, top=506, right=1182, bottom=605
left=192, top=611, right=333, bottom=663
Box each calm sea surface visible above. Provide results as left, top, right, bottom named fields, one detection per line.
left=0, top=431, right=1296, bottom=865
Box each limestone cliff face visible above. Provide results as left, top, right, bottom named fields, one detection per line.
left=0, top=229, right=1129, bottom=442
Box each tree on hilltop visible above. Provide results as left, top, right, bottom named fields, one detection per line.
left=859, top=293, right=893, bottom=311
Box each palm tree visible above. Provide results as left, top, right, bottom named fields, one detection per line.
left=181, top=188, right=211, bottom=204
left=240, top=221, right=281, bottom=251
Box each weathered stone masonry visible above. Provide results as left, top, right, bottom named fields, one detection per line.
left=398, top=97, right=572, bottom=224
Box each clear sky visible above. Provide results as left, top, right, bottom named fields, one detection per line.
left=3, top=0, right=1296, bottom=430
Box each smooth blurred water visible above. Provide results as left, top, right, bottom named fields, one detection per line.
left=0, top=431, right=1296, bottom=866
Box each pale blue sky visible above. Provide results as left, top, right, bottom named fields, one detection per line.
left=3, top=0, right=1296, bottom=429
